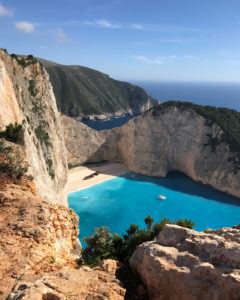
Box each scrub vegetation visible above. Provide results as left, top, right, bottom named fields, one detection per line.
left=82, top=216, right=194, bottom=267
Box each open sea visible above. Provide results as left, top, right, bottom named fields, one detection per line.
left=83, top=81, right=240, bottom=130
left=68, top=172, right=240, bottom=247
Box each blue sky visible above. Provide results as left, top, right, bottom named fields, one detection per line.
left=1, top=0, right=240, bottom=82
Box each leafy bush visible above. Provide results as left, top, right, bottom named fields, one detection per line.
left=82, top=216, right=194, bottom=266
left=0, top=140, right=28, bottom=179
left=10, top=53, right=37, bottom=68
left=0, top=123, right=24, bottom=145
left=28, top=79, right=37, bottom=97
left=35, top=125, right=51, bottom=147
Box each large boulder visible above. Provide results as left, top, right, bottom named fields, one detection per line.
left=130, top=224, right=240, bottom=300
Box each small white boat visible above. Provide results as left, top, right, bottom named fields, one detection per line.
left=158, top=195, right=167, bottom=200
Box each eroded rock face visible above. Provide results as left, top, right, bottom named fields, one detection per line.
left=130, top=224, right=240, bottom=300
left=62, top=104, right=240, bottom=198
left=114, top=106, right=240, bottom=198
left=9, top=260, right=125, bottom=300
left=0, top=50, right=68, bottom=204
left=61, top=115, right=109, bottom=167
left=0, top=183, right=81, bottom=299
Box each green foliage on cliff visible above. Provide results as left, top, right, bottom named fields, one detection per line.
left=35, top=125, right=51, bottom=146
left=10, top=53, right=38, bottom=68
left=0, top=123, right=24, bottom=145
left=82, top=216, right=194, bottom=266
left=0, top=140, right=28, bottom=179
left=28, top=79, right=38, bottom=97
left=39, top=58, right=157, bottom=117
left=153, top=101, right=240, bottom=155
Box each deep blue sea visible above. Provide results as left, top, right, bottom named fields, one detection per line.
left=83, top=81, right=240, bottom=130
left=82, top=114, right=131, bottom=131
left=136, top=81, right=240, bottom=110
left=68, top=172, right=240, bottom=247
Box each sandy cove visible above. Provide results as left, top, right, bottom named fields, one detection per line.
left=66, top=162, right=128, bottom=194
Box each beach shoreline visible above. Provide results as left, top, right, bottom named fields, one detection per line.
left=66, top=162, right=128, bottom=194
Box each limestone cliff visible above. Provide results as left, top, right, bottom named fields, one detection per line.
left=62, top=102, right=240, bottom=198
left=0, top=50, right=67, bottom=204
left=130, top=224, right=240, bottom=300
left=61, top=115, right=108, bottom=167
left=111, top=103, right=240, bottom=198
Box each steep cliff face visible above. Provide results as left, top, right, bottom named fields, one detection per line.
left=130, top=224, right=240, bottom=300
left=62, top=103, right=240, bottom=198
left=113, top=104, right=240, bottom=198
left=61, top=115, right=108, bottom=167
left=0, top=50, right=68, bottom=204
left=40, top=58, right=156, bottom=119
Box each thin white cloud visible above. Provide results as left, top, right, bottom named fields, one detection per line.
left=16, top=21, right=35, bottom=33
left=135, top=55, right=177, bottom=65
left=184, top=55, right=198, bottom=60
left=131, top=24, right=144, bottom=30
left=0, top=3, right=13, bottom=17
left=82, top=19, right=200, bottom=33
left=133, top=41, right=151, bottom=46
left=226, top=59, right=240, bottom=65
left=84, top=19, right=122, bottom=29
left=55, top=28, right=68, bottom=43
left=159, top=37, right=195, bottom=43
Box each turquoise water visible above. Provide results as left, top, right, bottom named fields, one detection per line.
left=68, top=172, right=240, bottom=246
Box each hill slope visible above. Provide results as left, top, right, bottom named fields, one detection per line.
left=40, top=58, right=156, bottom=119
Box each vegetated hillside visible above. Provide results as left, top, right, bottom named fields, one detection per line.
left=39, top=58, right=157, bottom=118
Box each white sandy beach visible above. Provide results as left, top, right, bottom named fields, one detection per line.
left=66, top=162, right=128, bottom=193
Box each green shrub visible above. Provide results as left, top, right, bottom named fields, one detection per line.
left=0, top=123, right=24, bottom=145
left=0, top=141, right=28, bottom=179
left=35, top=125, right=51, bottom=147
left=28, top=79, right=37, bottom=97
left=82, top=216, right=194, bottom=266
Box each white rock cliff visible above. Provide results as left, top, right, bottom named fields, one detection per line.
left=62, top=104, right=240, bottom=198
left=0, top=50, right=68, bottom=204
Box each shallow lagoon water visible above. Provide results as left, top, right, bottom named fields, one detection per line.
left=68, top=172, right=240, bottom=246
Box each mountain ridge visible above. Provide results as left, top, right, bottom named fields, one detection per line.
left=39, top=57, right=157, bottom=119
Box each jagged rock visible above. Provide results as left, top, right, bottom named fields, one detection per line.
left=61, top=115, right=108, bottom=167
left=0, top=183, right=81, bottom=299
left=130, top=224, right=240, bottom=300
left=9, top=259, right=125, bottom=300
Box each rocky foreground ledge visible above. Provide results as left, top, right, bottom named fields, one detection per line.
left=130, top=224, right=240, bottom=300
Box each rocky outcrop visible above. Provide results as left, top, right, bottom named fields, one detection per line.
left=62, top=103, right=240, bottom=198
left=0, top=182, right=81, bottom=299
left=9, top=260, right=125, bottom=300
left=61, top=115, right=122, bottom=167
left=130, top=224, right=240, bottom=300
left=61, top=115, right=108, bottom=167
left=0, top=50, right=68, bottom=204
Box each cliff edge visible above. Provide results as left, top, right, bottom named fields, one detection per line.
left=0, top=50, right=68, bottom=204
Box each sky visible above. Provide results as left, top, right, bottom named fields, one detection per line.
left=1, top=0, right=240, bottom=82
